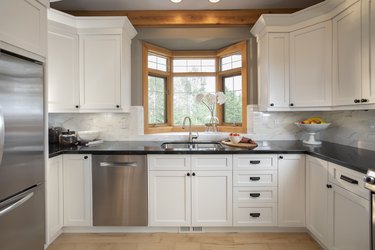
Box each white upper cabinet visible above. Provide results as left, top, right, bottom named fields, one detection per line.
left=0, top=0, right=47, bottom=58
left=332, top=1, right=370, bottom=106
left=79, top=34, right=122, bottom=111
left=47, top=9, right=137, bottom=113
left=48, top=24, right=80, bottom=112
left=368, top=0, right=375, bottom=103
left=290, top=21, right=332, bottom=107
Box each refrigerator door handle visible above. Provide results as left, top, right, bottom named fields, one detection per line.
left=0, top=191, right=34, bottom=217
left=0, top=106, right=4, bottom=166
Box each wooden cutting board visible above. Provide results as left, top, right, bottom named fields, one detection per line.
left=221, top=140, right=258, bottom=149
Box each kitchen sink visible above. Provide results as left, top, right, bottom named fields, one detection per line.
left=161, top=141, right=224, bottom=151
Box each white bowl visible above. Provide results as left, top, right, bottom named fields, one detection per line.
left=229, top=135, right=243, bottom=144
left=77, top=130, right=100, bottom=141
left=294, top=122, right=331, bottom=132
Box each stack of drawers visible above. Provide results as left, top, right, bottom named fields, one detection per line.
left=233, top=154, right=278, bottom=226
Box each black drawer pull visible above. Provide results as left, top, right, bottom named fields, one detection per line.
left=250, top=160, right=261, bottom=165
left=250, top=213, right=260, bottom=218
left=340, top=175, right=358, bottom=185
left=249, top=193, right=260, bottom=198
left=250, top=177, right=261, bottom=181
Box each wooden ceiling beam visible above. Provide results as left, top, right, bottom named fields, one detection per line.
left=64, top=9, right=300, bottom=27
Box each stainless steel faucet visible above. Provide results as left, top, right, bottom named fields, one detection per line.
left=182, top=116, right=198, bottom=142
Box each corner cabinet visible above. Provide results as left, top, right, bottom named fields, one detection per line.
left=148, top=155, right=233, bottom=228
left=0, top=0, right=47, bottom=57
left=47, top=9, right=137, bottom=113
left=62, top=154, right=92, bottom=227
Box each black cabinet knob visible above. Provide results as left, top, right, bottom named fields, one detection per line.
left=192, top=173, right=196, bottom=176
left=354, top=99, right=360, bottom=103
left=84, top=156, right=88, bottom=160
left=75, top=105, right=79, bottom=108
left=279, top=156, right=283, bottom=159
left=326, top=184, right=332, bottom=189
left=361, top=99, right=369, bottom=103
left=270, top=103, right=274, bottom=107
left=290, top=103, right=294, bottom=107
left=187, top=173, right=190, bottom=176
left=116, top=105, right=120, bottom=108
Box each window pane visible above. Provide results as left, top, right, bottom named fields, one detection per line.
left=148, top=53, right=168, bottom=72
left=173, top=77, right=216, bottom=125
left=221, top=54, right=242, bottom=71
left=148, top=76, right=166, bottom=124
left=224, top=75, right=242, bottom=124
left=173, top=59, right=216, bottom=73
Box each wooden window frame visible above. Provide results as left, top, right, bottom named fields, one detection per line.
left=143, top=41, right=248, bottom=134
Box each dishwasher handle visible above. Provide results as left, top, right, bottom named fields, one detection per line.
left=100, top=162, right=138, bottom=168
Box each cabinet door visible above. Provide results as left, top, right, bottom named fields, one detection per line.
left=0, top=0, right=47, bottom=57
left=148, top=171, right=191, bottom=227
left=191, top=171, right=232, bottom=227
left=278, top=154, right=305, bottom=227
left=46, top=156, right=63, bottom=244
left=268, top=33, right=290, bottom=109
left=333, top=1, right=363, bottom=105
left=48, top=26, right=79, bottom=112
left=306, top=156, right=329, bottom=247
left=369, top=0, right=375, bottom=103
left=63, top=154, right=92, bottom=227
left=191, top=155, right=232, bottom=171
left=328, top=184, right=370, bottom=250
left=290, top=21, right=332, bottom=107
left=79, top=35, right=122, bottom=111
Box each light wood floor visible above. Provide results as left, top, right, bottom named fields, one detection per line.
left=47, top=232, right=323, bottom=250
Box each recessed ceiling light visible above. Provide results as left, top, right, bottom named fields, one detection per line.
left=209, top=0, right=221, bottom=3
left=170, top=0, right=182, bottom=3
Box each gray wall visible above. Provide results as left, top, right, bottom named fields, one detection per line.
left=130, top=27, right=257, bottom=106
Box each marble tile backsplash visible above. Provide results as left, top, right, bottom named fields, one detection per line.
left=49, top=105, right=375, bottom=151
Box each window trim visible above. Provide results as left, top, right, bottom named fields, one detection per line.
left=143, top=41, right=248, bottom=134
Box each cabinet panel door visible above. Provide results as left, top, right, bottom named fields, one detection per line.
left=333, top=1, right=362, bottom=105
left=290, top=21, right=332, bottom=107
left=63, top=154, right=92, bottom=227
left=191, top=171, right=232, bottom=227
left=46, top=156, right=63, bottom=244
left=191, top=155, right=232, bottom=171
left=268, top=33, right=290, bottom=108
left=79, top=35, right=121, bottom=110
left=148, top=171, right=191, bottom=227
left=369, top=0, right=375, bottom=103
left=48, top=26, right=79, bottom=112
left=0, top=0, right=47, bottom=57
left=278, top=154, right=305, bottom=227
left=306, top=156, right=329, bottom=247
left=328, top=184, right=370, bottom=250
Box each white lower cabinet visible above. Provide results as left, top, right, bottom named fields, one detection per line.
left=46, top=155, right=64, bottom=244
left=278, top=154, right=306, bottom=227
left=148, top=155, right=232, bottom=227
left=62, top=154, right=93, bottom=227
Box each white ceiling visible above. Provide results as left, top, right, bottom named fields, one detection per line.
left=51, top=0, right=324, bottom=11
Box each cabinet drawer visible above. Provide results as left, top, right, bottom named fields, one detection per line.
left=233, top=171, right=278, bottom=187
left=233, top=155, right=277, bottom=170
left=148, top=155, right=190, bottom=171
left=192, top=155, right=232, bottom=171
left=328, top=162, right=369, bottom=200
left=233, top=187, right=277, bottom=203
left=233, top=203, right=277, bottom=227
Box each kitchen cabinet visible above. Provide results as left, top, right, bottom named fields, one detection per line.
left=0, top=0, right=47, bottom=57
left=289, top=21, right=332, bottom=107
left=79, top=34, right=122, bottom=111
left=233, top=154, right=278, bottom=227
left=306, top=155, right=329, bottom=247
left=278, top=154, right=305, bottom=227
left=332, top=1, right=372, bottom=105
left=47, top=9, right=137, bottom=113
left=48, top=24, right=79, bottom=112
left=46, top=155, right=64, bottom=244
left=63, top=154, right=92, bottom=227
left=148, top=155, right=232, bottom=227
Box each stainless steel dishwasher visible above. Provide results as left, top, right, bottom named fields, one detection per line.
left=92, top=155, right=148, bottom=226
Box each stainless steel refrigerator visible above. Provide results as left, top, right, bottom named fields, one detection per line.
left=0, top=50, right=45, bottom=250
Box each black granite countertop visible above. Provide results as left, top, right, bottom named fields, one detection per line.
left=49, top=140, right=375, bottom=174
